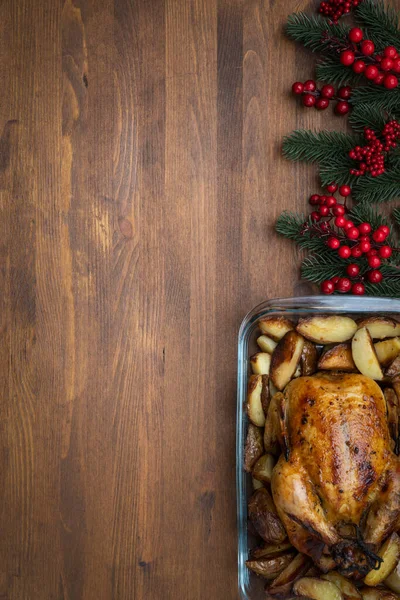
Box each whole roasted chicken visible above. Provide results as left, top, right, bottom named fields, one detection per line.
left=271, top=372, right=400, bottom=578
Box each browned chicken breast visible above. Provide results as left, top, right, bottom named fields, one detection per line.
left=271, top=372, right=400, bottom=578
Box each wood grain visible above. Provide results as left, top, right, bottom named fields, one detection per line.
left=0, top=0, right=399, bottom=599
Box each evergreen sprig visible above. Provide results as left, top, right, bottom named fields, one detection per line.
left=316, top=58, right=362, bottom=87
left=351, top=85, right=400, bottom=113
left=352, top=167, right=400, bottom=204
left=286, top=13, right=350, bottom=54
left=301, top=254, right=347, bottom=284
left=348, top=103, right=396, bottom=133
left=355, top=0, right=400, bottom=51
left=283, top=130, right=360, bottom=163
left=394, top=207, right=400, bottom=227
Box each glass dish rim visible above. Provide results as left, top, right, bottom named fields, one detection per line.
left=236, top=295, right=400, bottom=600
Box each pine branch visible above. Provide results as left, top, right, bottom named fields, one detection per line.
left=355, top=0, right=400, bottom=52
left=301, top=254, right=347, bottom=284
left=349, top=204, right=391, bottom=232
left=286, top=13, right=350, bottom=54
left=352, top=167, right=400, bottom=204
left=348, top=103, right=396, bottom=133
left=351, top=85, right=400, bottom=113
left=316, top=58, right=363, bottom=86
left=319, top=156, right=358, bottom=187
left=275, top=211, right=305, bottom=240
left=283, top=130, right=359, bottom=163
left=394, top=208, right=400, bottom=228
left=364, top=277, right=400, bottom=297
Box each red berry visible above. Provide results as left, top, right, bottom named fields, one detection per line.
left=336, top=277, right=352, bottom=293
left=372, top=229, right=386, bottom=243
left=319, top=205, right=330, bottom=216
left=368, top=255, right=382, bottom=269
left=309, top=194, right=320, bottom=206
left=379, top=225, right=390, bottom=236
left=303, top=80, right=316, bottom=92
left=321, top=280, right=335, bottom=295
left=341, top=50, right=355, bottom=66
left=374, top=72, right=385, bottom=85
left=303, top=93, right=316, bottom=107
left=379, top=245, right=393, bottom=258
left=326, top=182, right=338, bottom=193
left=393, top=58, right=400, bottom=73
left=358, top=222, right=371, bottom=234
left=319, top=196, right=328, bottom=204
left=361, top=40, right=375, bottom=56
left=316, top=98, right=330, bottom=110
left=292, top=82, right=304, bottom=95
left=321, top=84, right=335, bottom=99
left=346, top=227, right=360, bottom=240
left=325, top=196, right=337, bottom=208
left=353, top=60, right=366, bottom=73
left=367, top=269, right=383, bottom=284
left=367, top=249, right=378, bottom=257
left=360, top=239, right=371, bottom=253
left=339, top=185, right=351, bottom=197
left=347, top=263, right=360, bottom=277
left=338, top=245, right=351, bottom=259
left=381, top=57, right=394, bottom=71
left=337, top=86, right=352, bottom=100
left=335, top=216, right=346, bottom=228
left=384, top=74, right=398, bottom=89
left=365, top=65, right=379, bottom=80
left=335, top=101, right=350, bottom=115
left=327, top=237, right=340, bottom=249
left=352, top=282, right=365, bottom=295
left=384, top=46, right=398, bottom=59
left=311, top=211, right=321, bottom=222
left=349, top=28, right=363, bottom=43
left=331, top=276, right=340, bottom=285
left=333, top=205, right=345, bottom=216
left=351, top=245, right=363, bottom=258
left=344, top=220, right=354, bottom=230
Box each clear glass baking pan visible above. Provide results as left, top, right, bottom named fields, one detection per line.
left=237, top=295, right=400, bottom=600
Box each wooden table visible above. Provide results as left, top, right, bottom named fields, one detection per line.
left=2, top=0, right=399, bottom=598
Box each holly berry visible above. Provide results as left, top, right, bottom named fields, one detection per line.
left=374, top=72, right=385, bottom=85
left=333, top=205, right=345, bottom=216
left=341, top=50, right=355, bottom=66
left=346, top=227, right=360, bottom=240
left=336, top=277, right=352, bottom=293
left=309, top=194, right=320, bottom=206
left=331, top=276, right=340, bottom=285
left=360, top=239, right=371, bottom=253
left=311, top=211, right=321, bottom=222
left=338, top=246, right=351, bottom=259
left=335, top=216, right=346, bottom=228
left=319, top=205, right=330, bottom=216
left=346, top=263, right=360, bottom=277
left=321, top=84, right=335, bottom=99
left=321, top=280, right=335, bottom=295
left=361, top=40, right=375, bottom=56
left=303, top=80, right=316, bottom=92
left=316, top=98, right=330, bottom=110
left=327, top=237, right=340, bottom=249
left=337, top=86, right=352, bottom=100
left=292, top=82, right=304, bottom=95
left=379, top=245, right=393, bottom=258
left=368, top=255, right=382, bottom=269
left=384, top=74, right=399, bottom=89
left=303, top=94, right=316, bottom=107
left=379, top=225, right=390, bottom=237
left=335, top=101, right=350, bottom=116
left=384, top=46, right=399, bottom=59
left=326, top=183, right=338, bottom=193
left=358, top=222, right=371, bottom=234
left=393, top=58, right=400, bottom=73
left=353, top=60, right=366, bottom=74
left=372, top=229, right=387, bottom=243
left=325, top=196, right=337, bottom=208
left=352, top=282, right=365, bottom=295
left=319, top=196, right=328, bottom=204
left=349, top=28, right=363, bottom=43
left=344, top=220, right=354, bottom=230
left=365, top=65, right=379, bottom=80
left=339, top=185, right=351, bottom=197
left=367, top=270, right=383, bottom=284
left=367, top=249, right=378, bottom=256
left=381, top=58, right=394, bottom=71
left=351, top=245, right=363, bottom=258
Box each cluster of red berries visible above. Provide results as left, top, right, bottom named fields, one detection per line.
left=292, top=80, right=351, bottom=115
left=349, top=121, right=400, bottom=177
left=319, top=0, right=362, bottom=24
left=340, top=29, right=400, bottom=89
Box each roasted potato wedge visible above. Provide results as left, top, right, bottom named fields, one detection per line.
left=357, top=317, right=400, bottom=340
left=301, top=340, right=318, bottom=376
left=315, top=554, right=337, bottom=573
left=318, top=343, right=357, bottom=372
left=264, top=392, right=283, bottom=455
left=257, top=335, right=278, bottom=354
left=352, top=327, right=384, bottom=381
left=245, top=552, right=295, bottom=580
left=386, top=355, right=400, bottom=379
left=270, top=331, right=305, bottom=391
left=297, top=315, right=357, bottom=344
left=322, top=572, right=362, bottom=599
left=244, top=423, right=264, bottom=473
left=268, top=552, right=311, bottom=592
left=251, top=541, right=294, bottom=559
left=251, top=352, right=271, bottom=375
left=247, top=374, right=266, bottom=427
left=248, top=488, right=287, bottom=544
left=259, top=316, right=295, bottom=341
left=375, top=338, right=400, bottom=367
left=252, top=453, right=276, bottom=484
left=364, top=533, right=400, bottom=587
left=385, top=559, right=400, bottom=593
left=384, top=388, right=399, bottom=442
left=360, top=587, right=399, bottom=599
left=261, top=375, right=271, bottom=415
left=293, top=577, right=344, bottom=599
left=252, top=477, right=264, bottom=491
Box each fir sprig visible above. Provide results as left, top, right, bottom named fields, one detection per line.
left=283, top=130, right=360, bottom=163
left=316, top=58, right=362, bottom=87
left=301, top=254, right=347, bottom=284
left=352, top=167, right=400, bottom=204
left=286, top=13, right=350, bottom=54
left=394, top=207, right=400, bottom=228
left=355, top=0, right=400, bottom=51
left=351, top=86, right=400, bottom=113
left=348, top=103, right=396, bottom=133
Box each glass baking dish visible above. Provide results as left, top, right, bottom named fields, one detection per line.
left=236, top=295, right=400, bottom=600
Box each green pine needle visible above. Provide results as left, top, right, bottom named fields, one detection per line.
left=286, top=13, right=350, bottom=54
left=352, top=167, right=400, bottom=204
left=301, top=254, right=346, bottom=284
left=348, top=103, right=396, bottom=133
left=283, top=130, right=359, bottom=163
left=316, top=58, right=363, bottom=87
left=351, top=85, right=400, bottom=113
left=394, top=208, right=400, bottom=227
left=319, top=156, right=357, bottom=187
left=355, top=0, right=400, bottom=51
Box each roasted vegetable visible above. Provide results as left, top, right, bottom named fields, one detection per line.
left=375, top=338, right=400, bottom=368
left=357, top=317, right=400, bottom=340
left=247, top=374, right=266, bottom=427
left=270, top=331, right=305, bottom=391
left=297, top=315, right=357, bottom=344
left=257, top=335, right=278, bottom=354
left=364, top=533, right=400, bottom=587
left=252, top=453, right=276, bottom=484
left=318, top=343, right=357, bottom=372
left=352, top=327, right=383, bottom=381
left=322, top=572, right=362, bottom=599
left=293, top=577, right=344, bottom=599
left=251, top=352, right=271, bottom=375
left=259, top=316, right=294, bottom=341
left=244, top=423, right=264, bottom=473
left=248, top=488, right=287, bottom=544
left=245, top=552, right=294, bottom=579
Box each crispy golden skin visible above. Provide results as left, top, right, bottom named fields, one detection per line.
left=271, top=373, right=400, bottom=578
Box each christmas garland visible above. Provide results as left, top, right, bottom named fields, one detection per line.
left=277, top=0, right=400, bottom=297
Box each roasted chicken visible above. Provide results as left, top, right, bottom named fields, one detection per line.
left=271, top=372, right=400, bottom=578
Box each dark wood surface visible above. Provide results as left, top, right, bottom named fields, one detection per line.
left=2, top=1, right=399, bottom=598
